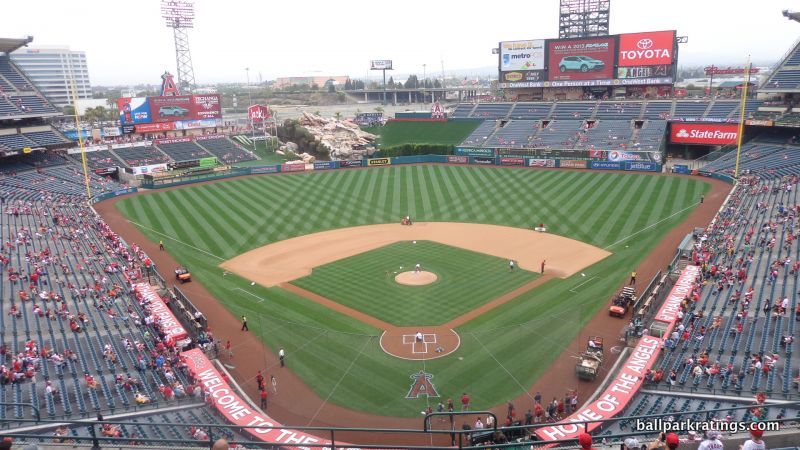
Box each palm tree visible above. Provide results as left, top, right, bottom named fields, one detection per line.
left=334, top=112, right=342, bottom=121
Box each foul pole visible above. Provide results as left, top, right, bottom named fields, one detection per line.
left=733, top=58, right=751, bottom=179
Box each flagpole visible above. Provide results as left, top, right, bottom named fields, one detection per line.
left=733, top=56, right=751, bottom=179
left=67, top=57, right=92, bottom=200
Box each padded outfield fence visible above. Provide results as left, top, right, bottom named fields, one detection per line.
left=138, top=154, right=664, bottom=190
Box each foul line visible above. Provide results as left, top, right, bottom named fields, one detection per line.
left=306, top=336, right=373, bottom=426
left=603, top=202, right=699, bottom=250
left=470, top=332, right=535, bottom=402
left=569, top=276, right=599, bottom=293
left=126, top=219, right=225, bottom=261
left=231, top=287, right=267, bottom=303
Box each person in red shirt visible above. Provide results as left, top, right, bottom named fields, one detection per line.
left=260, top=389, right=268, bottom=410
left=460, top=392, right=470, bottom=411
left=578, top=432, right=595, bottom=450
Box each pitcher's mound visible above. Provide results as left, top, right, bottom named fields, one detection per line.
left=395, top=271, right=438, bottom=286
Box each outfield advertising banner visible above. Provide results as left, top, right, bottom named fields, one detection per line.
left=135, top=122, right=175, bottom=133
left=251, top=166, right=279, bottom=174
left=548, top=37, right=616, bottom=81
left=367, top=158, right=391, bottom=166
left=455, top=147, right=495, bottom=157
left=528, top=159, right=556, bottom=168
left=313, top=161, right=338, bottom=170
left=131, top=163, right=168, bottom=175
left=281, top=163, right=306, bottom=172
left=447, top=155, right=469, bottom=164
left=618, top=31, right=676, bottom=67
left=590, top=161, right=622, bottom=170
left=199, top=157, right=218, bottom=168
left=472, top=156, right=496, bottom=165
left=339, top=160, right=363, bottom=168
left=500, top=157, right=524, bottom=166
left=118, top=97, right=152, bottom=125
left=174, top=118, right=223, bottom=130
left=670, top=123, right=739, bottom=145
left=500, top=39, right=545, bottom=71
left=559, top=159, right=588, bottom=169
left=608, top=150, right=662, bottom=163
left=624, top=161, right=660, bottom=172
left=153, top=137, right=192, bottom=145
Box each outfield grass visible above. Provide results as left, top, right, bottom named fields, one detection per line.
left=363, top=120, right=481, bottom=147
left=116, top=165, right=710, bottom=416
left=293, top=241, right=539, bottom=326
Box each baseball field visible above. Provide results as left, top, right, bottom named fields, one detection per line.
left=112, top=165, right=709, bottom=418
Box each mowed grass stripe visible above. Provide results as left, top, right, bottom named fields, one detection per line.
left=592, top=174, right=649, bottom=245
left=116, top=165, right=714, bottom=416
left=610, top=175, right=664, bottom=242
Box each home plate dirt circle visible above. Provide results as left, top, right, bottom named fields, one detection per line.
left=380, top=327, right=460, bottom=360
left=394, top=271, right=438, bottom=286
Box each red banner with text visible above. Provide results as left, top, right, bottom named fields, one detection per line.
left=670, top=123, right=739, bottom=145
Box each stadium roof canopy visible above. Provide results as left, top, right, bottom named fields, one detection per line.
left=0, top=36, right=33, bottom=54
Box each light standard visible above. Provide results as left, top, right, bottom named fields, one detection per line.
left=245, top=67, right=255, bottom=143
left=422, top=64, right=427, bottom=103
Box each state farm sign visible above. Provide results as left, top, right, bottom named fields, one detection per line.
left=618, top=31, right=676, bottom=67
left=670, top=123, right=739, bottom=145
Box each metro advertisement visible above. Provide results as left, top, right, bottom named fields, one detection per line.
left=547, top=37, right=615, bottom=81
left=118, top=97, right=152, bottom=125
left=618, top=31, right=676, bottom=67
left=670, top=123, right=740, bottom=145
left=500, top=39, right=545, bottom=72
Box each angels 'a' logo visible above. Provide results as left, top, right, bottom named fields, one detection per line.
left=406, top=370, right=439, bottom=398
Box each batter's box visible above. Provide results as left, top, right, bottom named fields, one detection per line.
left=402, top=333, right=437, bottom=354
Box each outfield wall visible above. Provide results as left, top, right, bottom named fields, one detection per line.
left=139, top=155, right=662, bottom=189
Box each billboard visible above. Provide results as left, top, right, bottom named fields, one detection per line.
left=618, top=31, right=676, bottom=67
left=118, top=97, right=152, bottom=125
left=670, top=123, right=739, bottom=145
left=547, top=37, right=615, bottom=81
left=191, top=94, right=222, bottom=120
left=500, top=40, right=545, bottom=71
left=370, top=60, right=393, bottom=70
left=616, top=64, right=671, bottom=79
left=135, top=122, right=175, bottom=133
left=500, top=70, right=546, bottom=83
left=150, top=95, right=193, bottom=122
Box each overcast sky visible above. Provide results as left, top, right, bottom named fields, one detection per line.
left=2, top=0, right=798, bottom=86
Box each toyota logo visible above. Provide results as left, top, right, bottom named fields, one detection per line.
left=637, top=38, right=653, bottom=49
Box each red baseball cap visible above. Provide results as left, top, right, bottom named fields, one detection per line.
left=750, top=428, right=764, bottom=438
left=665, top=432, right=680, bottom=449
left=578, top=432, right=592, bottom=449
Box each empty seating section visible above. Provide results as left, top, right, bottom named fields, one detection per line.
left=765, top=70, right=800, bottom=89
left=786, top=46, right=800, bottom=66
left=700, top=143, right=786, bottom=175
left=509, top=103, right=552, bottom=120
left=632, top=121, right=667, bottom=151
left=594, top=102, right=642, bottom=120
left=642, top=101, right=672, bottom=119
left=706, top=101, right=739, bottom=119
left=673, top=101, right=710, bottom=119
left=551, top=102, right=595, bottom=119
left=461, top=120, right=498, bottom=146
left=0, top=133, right=35, bottom=151
left=24, top=130, right=69, bottom=146
left=11, top=95, right=57, bottom=114
left=574, top=120, right=632, bottom=149
left=450, top=104, right=474, bottom=118
left=74, top=150, right=126, bottom=170
left=156, top=141, right=212, bottom=162
left=114, top=146, right=169, bottom=167
left=0, top=56, right=30, bottom=90
left=197, top=138, right=256, bottom=164
left=0, top=97, right=19, bottom=116
left=470, top=103, right=512, bottom=119
left=530, top=120, right=582, bottom=149
left=484, top=121, right=539, bottom=148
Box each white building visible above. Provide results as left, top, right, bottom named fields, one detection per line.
left=11, top=46, right=91, bottom=107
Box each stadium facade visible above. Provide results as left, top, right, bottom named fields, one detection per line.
left=11, top=46, right=91, bottom=107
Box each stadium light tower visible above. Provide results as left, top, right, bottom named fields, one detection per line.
left=162, top=0, right=197, bottom=93
left=559, top=0, right=610, bottom=39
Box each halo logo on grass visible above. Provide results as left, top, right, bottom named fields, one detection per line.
left=406, top=370, right=440, bottom=399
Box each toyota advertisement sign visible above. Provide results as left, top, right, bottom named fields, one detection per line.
left=547, top=37, right=616, bottom=81
left=670, top=123, right=740, bottom=145
left=618, top=31, right=676, bottom=67
left=500, top=40, right=545, bottom=71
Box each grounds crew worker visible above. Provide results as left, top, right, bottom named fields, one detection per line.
left=241, top=315, right=248, bottom=331
left=629, top=270, right=637, bottom=285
